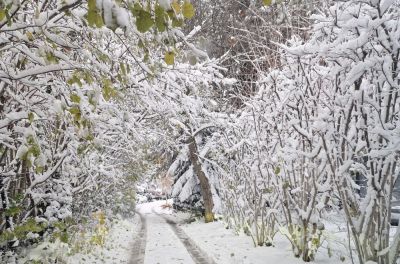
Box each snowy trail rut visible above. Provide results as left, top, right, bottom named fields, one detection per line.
left=129, top=212, right=147, bottom=264
left=130, top=202, right=216, bottom=264
left=163, top=217, right=217, bottom=264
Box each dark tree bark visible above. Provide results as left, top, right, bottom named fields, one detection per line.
left=187, top=136, right=214, bottom=223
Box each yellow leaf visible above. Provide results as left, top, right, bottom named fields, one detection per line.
left=263, top=0, right=272, bottom=6
left=182, top=1, right=194, bottom=19
left=70, top=93, right=81, bottom=104
left=28, top=112, right=34, bottom=123
left=88, top=0, right=96, bottom=10
left=26, top=31, right=34, bottom=41
left=171, top=0, right=181, bottom=14
left=165, top=51, right=175, bottom=65
left=0, top=9, right=6, bottom=21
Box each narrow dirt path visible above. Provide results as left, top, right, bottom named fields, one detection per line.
left=129, top=212, right=147, bottom=264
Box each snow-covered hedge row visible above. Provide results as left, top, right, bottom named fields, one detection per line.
left=215, top=0, right=400, bottom=263
left=0, top=0, right=218, bottom=257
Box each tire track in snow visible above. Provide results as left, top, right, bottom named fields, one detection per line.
left=129, top=211, right=147, bottom=264
left=157, top=211, right=216, bottom=264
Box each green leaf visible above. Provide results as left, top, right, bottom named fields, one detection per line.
left=60, top=232, right=69, bottom=243
left=182, top=1, right=194, bottom=19
left=165, top=51, right=175, bottom=65
left=29, top=143, right=40, bottom=157
left=131, top=3, right=143, bottom=17
left=87, top=9, right=97, bottom=27
left=95, top=12, right=104, bottom=27
left=67, top=75, right=83, bottom=87
left=171, top=0, right=181, bottom=14
left=120, top=62, right=127, bottom=76
left=77, top=144, right=88, bottom=155
left=87, top=9, right=103, bottom=28
left=172, top=17, right=183, bottom=27
left=88, top=0, right=96, bottom=10
left=26, top=31, right=34, bottom=41
left=117, top=73, right=123, bottom=83
left=0, top=9, right=6, bottom=21
left=5, top=9, right=11, bottom=26
left=88, top=91, right=97, bottom=106
left=83, top=71, right=94, bottom=84
left=46, top=52, right=59, bottom=64
left=28, top=112, right=34, bottom=123
left=283, top=181, right=290, bottom=189
left=5, top=206, right=21, bottom=217
left=86, top=133, right=95, bottom=141
left=155, top=5, right=166, bottom=32
left=27, top=135, right=35, bottom=145
left=263, top=0, right=272, bottom=6
left=166, top=9, right=175, bottom=19
left=136, top=10, right=154, bottom=33
left=274, top=166, right=280, bottom=175
left=102, top=78, right=117, bottom=101
left=35, top=166, right=44, bottom=174
left=143, top=51, right=149, bottom=62
left=70, top=93, right=81, bottom=104
left=69, top=105, right=81, bottom=115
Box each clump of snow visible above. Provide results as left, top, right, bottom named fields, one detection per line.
left=23, top=240, right=70, bottom=263
left=221, top=78, right=237, bottom=86
left=137, top=199, right=174, bottom=215
left=116, top=7, right=129, bottom=28
left=158, top=0, right=172, bottom=10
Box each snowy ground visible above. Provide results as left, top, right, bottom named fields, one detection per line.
left=133, top=200, right=351, bottom=264
left=67, top=216, right=140, bottom=264
left=18, top=201, right=353, bottom=263
left=183, top=220, right=351, bottom=264
left=136, top=200, right=214, bottom=264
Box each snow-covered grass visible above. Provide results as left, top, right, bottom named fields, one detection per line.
left=5, top=215, right=141, bottom=264
left=67, top=216, right=139, bottom=264
left=181, top=219, right=351, bottom=264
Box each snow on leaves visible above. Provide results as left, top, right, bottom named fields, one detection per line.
left=0, top=0, right=209, bottom=257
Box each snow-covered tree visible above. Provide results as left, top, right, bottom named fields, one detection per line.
left=0, top=0, right=202, bottom=251
left=215, top=0, right=400, bottom=263
left=302, top=1, right=400, bottom=263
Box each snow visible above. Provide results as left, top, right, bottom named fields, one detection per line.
left=2, top=0, right=400, bottom=263
left=158, top=0, right=172, bottom=10
left=0, top=64, right=75, bottom=79
left=116, top=8, right=130, bottom=28
left=184, top=221, right=339, bottom=264
left=67, top=216, right=139, bottom=264
left=137, top=201, right=196, bottom=264
left=135, top=201, right=351, bottom=264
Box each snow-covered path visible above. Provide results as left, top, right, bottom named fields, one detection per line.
left=132, top=201, right=215, bottom=264
left=129, top=212, right=147, bottom=264
left=130, top=201, right=351, bottom=264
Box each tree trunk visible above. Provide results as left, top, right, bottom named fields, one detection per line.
left=188, top=136, right=214, bottom=223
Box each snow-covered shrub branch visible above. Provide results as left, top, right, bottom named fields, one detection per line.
left=214, top=0, right=400, bottom=263
left=0, top=0, right=208, bottom=257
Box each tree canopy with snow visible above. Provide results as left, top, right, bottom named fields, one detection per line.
left=1, top=0, right=400, bottom=264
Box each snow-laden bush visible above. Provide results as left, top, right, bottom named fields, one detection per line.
left=216, top=0, right=400, bottom=263
left=0, top=0, right=214, bottom=257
